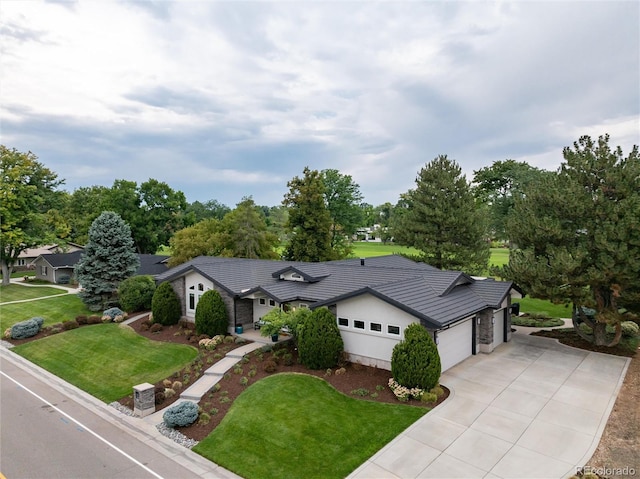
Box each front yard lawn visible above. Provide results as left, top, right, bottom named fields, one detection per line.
left=12, top=324, right=198, bottom=402
left=194, top=373, right=427, bottom=479
left=0, top=293, right=94, bottom=330
left=0, top=284, right=67, bottom=303
left=517, top=297, right=572, bottom=319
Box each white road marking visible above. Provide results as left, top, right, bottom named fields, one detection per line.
left=0, top=370, right=165, bottom=479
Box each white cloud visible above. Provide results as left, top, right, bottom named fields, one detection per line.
left=1, top=0, right=637, bottom=207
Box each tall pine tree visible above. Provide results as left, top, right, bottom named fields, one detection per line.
left=394, top=155, right=490, bottom=274
left=283, top=167, right=334, bottom=262
left=75, top=211, right=140, bottom=311
left=500, top=134, right=640, bottom=346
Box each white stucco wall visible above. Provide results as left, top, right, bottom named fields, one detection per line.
left=184, top=272, right=213, bottom=318
left=335, top=293, right=419, bottom=370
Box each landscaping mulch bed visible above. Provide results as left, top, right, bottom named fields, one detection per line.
left=120, top=315, right=449, bottom=442
left=531, top=328, right=637, bottom=357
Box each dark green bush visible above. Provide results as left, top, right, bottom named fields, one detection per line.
left=118, top=275, right=156, bottom=312
left=298, top=307, right=344, bottom=370
left=195, top=290, right=228, bottom=337
left=151, top=282, right=181, bottom=326
left=163, top=401, right=199, bottom=427
left=391, top=323, right=441, bottom=391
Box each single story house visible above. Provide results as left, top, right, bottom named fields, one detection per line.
left=32, top=253, right=170, bottom=284
left=155, top=255, right=522, bottom=372
left=15, top=243, right=84, bottom=270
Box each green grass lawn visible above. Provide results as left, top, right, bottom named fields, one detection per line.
left=194, top=374, right=427, bottom=479
left=12, top=324, right=198, bottom=402
left=0, top=293, right=96, bottom=331
left=0, top=284, right=67, bottom=303
left=517, top=297, right=573, bottom=319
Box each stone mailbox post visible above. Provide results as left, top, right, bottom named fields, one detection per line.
left=133, top=382, right=155, bottom=418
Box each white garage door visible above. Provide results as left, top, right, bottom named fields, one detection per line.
left=438, top=318, right=473, bottom=372
left=493, top=309, right=505, bottom=348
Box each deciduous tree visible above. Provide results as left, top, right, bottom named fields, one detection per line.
left=219, top=197, right=279, bottom=259
left=0, top=146, right=64, bottom=284
left=394, top=155, right=490, bottom=274
left=499, top=134, right=640, bottom=346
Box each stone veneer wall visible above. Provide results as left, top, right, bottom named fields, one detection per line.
left=478, top=308, right=494, bottom=353
left=235, top=299, right=254, bottom=327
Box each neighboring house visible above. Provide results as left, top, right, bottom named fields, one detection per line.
left=33, top=253, right=170, bottom=284
left=155, top=255, right=522, bottom=372
left=15, top=243, right=84, bottom=270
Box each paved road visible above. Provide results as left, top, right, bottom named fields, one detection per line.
left=0, top=353, right=230, bottom=479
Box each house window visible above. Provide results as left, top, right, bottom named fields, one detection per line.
left=259, top=298, right=266, bottom=305
left=338, top=317, right=349, bottom=327
left=388, top=325, right=400, bottom=335
left=299, top=303, right=308, bottom=309
left=198, top=283, right=204, bottom=291
left=370, top=322, right=382, bottom=332
left=189, top=293, right=195, bottom=310
left=354, top=320, right=365, bottom=330
left=41, top=266, right=48, bottom=276
left=269, top=299, right=276, bottom=307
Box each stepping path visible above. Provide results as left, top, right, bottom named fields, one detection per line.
left=180, top=342, right=265, bottom=402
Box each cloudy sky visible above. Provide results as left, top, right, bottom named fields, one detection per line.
left=2, top=1, right=638, bottom=208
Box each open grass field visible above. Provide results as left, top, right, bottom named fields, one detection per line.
left=517, top=297, right=573, bottom=319
left=0, top=293, right=95, bottom=330
left=193, top=373, right=427, bottom=479
left=0, top=284, right=67, bottom=303
left=12, top=324, right=198, bottom=402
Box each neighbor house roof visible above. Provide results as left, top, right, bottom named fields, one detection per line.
left=19, top=243, right=84, bottom=261
left=35, top=252, right=170, bottom=277
left=155, top=255, right=518, bottom=329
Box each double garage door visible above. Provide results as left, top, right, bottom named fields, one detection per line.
left=437, top=318, right=473, bottom=372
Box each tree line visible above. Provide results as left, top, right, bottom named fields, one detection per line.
left=1, top=135, right=638, bottom=347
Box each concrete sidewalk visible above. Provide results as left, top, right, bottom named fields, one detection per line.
left=349, top=334, right=630, bottom=479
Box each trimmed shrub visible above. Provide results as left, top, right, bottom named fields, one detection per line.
left=62, top=320, right=79, bottom=331
left=391, top=323, right=441, bottom=392
left=150, top=323, right=163, bottom=333
left=76, top=315, right=88, bottom=325
left=10, top=318, right=43, bottom=339
left=87, top=315, right=102, bottom=324
left=195, top=290, right=228, bottom=337
left=118, top=275, right=156, bottom=313
left=151, top=282, right=181, bottom=326
left=263, top=360, right=278, bottom=373
left=297, top=307, right=344, bottom=370
left=621, top=321, right=640, bottom=337
left=163, top=401, right=199, bottom=428
left=102, top=307, right=126, bottom=323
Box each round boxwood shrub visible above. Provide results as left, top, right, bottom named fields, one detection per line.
left=391, top=323, right=441, bottom=392
left=195, top=290, right=228, bottom=337
left=10, top=317, right=44, bottom=339
left=118, top=275, right=156, bottom=312
left=151, top=281, right=181, bottom=326
left=621, top=321, right=639, bottom=337
left=297, top=307, right=344, bottom=370
left=163, top=401, right=199, bottom=427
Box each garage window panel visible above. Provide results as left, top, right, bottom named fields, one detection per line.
left=388, top=325, right=400, bottom=335
left=338, top=317, right=349, bottom=327
left=370, top=322, right=382, bottom=332
left=354, top=320, right=365, bottom=329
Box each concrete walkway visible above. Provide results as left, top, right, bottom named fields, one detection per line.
left=349, top=334, right=630, bottom=479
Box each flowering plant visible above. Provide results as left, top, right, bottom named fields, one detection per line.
left=388, top=378, right=424, bottom=402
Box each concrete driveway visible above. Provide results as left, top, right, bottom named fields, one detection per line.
left=349, top=334, right=630, bottom=479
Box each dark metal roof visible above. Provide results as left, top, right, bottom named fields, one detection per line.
left=156, top=255, right=517, bottom=328
left=38, top=252, right=169, bottom=277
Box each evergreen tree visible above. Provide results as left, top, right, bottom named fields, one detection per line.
left=500, top=134, right=640, bottom=346
left=391, top=323, right=441, bottom=391
left=394, top=155, right=490, bottom=274
left=151, top=281, right=182, bottom=326
left=75, top=212, right=140, bottom=311
left=298, top=307, right=344, bottom=369
left=195, top=290, right=229, bottom=336
left=283, top=167, right=334, bottom=262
